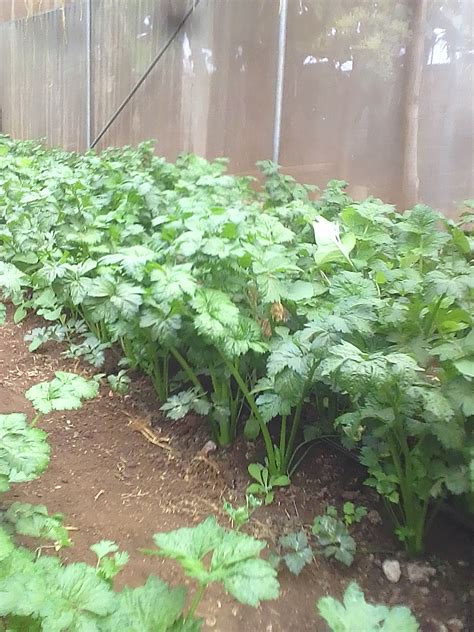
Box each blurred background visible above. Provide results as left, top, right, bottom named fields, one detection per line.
left=0, top=0, right=472, bottom=215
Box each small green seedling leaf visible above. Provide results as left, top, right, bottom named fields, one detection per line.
left=3, top=502, right=71, bottom=549
left=271, top=475, right=290, bottom=487
left=317, top=581, right=419, bottom=631
left=25, top=372, right=98, bottom=414
left=0, top=413, right=50, bottom=491
left=91, top=540, right=129, bottom=583
left=246, top=464, right=290, bottom=505
left=90, top=540, right=119, bottom=561
left=223, top=494, right=262, bottom=530
left=161, top=388, right=211, bottom=420
left=343, top=502, right=367, bottom=526
left=279, top=531, right=313, bottom=575
left=247, top=463, right=265, bottom=483
left=107, top=370, right=131, bottom=395
left=264, top=491, right=274, bottom=506
left=312, top=508, right=356, bottom=567
left=243, top=415, right=260, bottom=440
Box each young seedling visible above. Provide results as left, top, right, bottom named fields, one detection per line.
left=276, top=531, right=313, bottom=575
left=223, top=494, right=262, bottom=530
left=64, top=333, right=111, bottom=368
left=312, top=506, right=357, bottom=567
left=342, top=502, right=367, bottom=526
left=25, top=371, right=99, bottom=425
left=24, top=323, right=68, bottom=352
left=246, top=463, right=290, bottom=505
left=273, top=502, right=368, bottom=575
left=317, top=582, right=419, bottom=631
left=107, top=369, right=131, bottom=395
left=90, top=540, right=129, bottom=586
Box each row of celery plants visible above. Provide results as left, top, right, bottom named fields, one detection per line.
left=0, top=136, right=472, bottom=554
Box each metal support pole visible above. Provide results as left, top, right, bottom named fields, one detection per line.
left=85, top=0, right=92, bottom=149
left=272, top=0, right=288, bottom=164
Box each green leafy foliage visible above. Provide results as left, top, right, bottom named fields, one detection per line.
left=0, top=549, right=117, bottom=630
left=312, top=507, right=357, bottom=567
left=0, top=528, right=14, bottom=561
left=0, top=379, right=269, bottom=631
left=102, top=577, right=192, bottom=632
left=317, top=582, right=419, bottom=631
left=223, top=494, right=262, bottom=530
left=342, top=502, right=367, bottom=526
left=278, top=531, right=313, bottom=575
left=273, top=502, right=367, bottom=576
left=0, top=413, right=50, bottom=492
left=64, top=333, right=111, bottom=368
left=0, top=505, right=198, bottom=631
left=1, top=503, right=71, bottom=549
left=148, top=516, right=279, bottom=607
left=24, top=323, right=68, bottom=352
left=160, top=388, right=211, bottom=421
left=107, top=370, right=131, bottom=395
left=25, top=372, right=99, bottom=414
left=0, top=137, right=472, bottom=555
left=24, top=319, right=111, bottom=368
left=246, top=463, right=290, bottom=505
left=90, top=540, right=129, bottom=585
left=323, top=342, right=471, bottom=554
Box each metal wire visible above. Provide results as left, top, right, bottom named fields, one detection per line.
left=91, top=0, right=201, bottom=149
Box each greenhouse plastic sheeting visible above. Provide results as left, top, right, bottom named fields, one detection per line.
left=0, top=0, right=87, bottom=151
left=93, top=0, right=278, bottom=172
left=0, top=0, right=472, bottom=214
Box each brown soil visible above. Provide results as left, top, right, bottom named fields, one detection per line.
left=1, top=309, right=472, bottom=631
